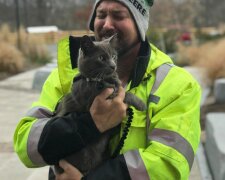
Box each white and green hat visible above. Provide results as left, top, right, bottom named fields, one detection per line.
left=89, top=0, right=154, bottom=41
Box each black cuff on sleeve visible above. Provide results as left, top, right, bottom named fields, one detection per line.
left=83, top=155, right=131, bottom=180
left=76, top=112, right=101, bottom=143
left=38, top=112, right=101, bottom=164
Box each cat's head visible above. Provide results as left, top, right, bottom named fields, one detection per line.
left=78, top=35, right=118, bottom=79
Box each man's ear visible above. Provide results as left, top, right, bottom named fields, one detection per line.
left=80, top=35, right=95, bottom=55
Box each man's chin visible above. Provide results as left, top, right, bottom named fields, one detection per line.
left=117, top=41, right=140, bottom=58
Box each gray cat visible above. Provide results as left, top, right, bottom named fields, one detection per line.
left=54, top=35, right=146, bottom=174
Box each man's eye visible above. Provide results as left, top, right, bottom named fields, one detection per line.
left=96, top=13, right=106, bottom=19
left=112, top=12, right=129, bottom=20
left=113, top=15, right=124, bottom=20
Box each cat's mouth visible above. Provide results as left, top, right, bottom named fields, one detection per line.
left=105, top=68, right=116, bottom=77
left=102, top=71, right=115, bottom=77
left=108, top=66, right=117, bottom=74
left=87, top=68, right=115, bottom=80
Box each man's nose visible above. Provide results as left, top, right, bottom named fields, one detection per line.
left=103, top=16, right=115, bottom=30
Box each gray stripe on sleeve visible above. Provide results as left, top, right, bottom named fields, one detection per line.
left=27, top=118, right=49, bottom=166
left=149, top=128, right=194, bottom=170
left=26, top=106, right=53, bottom=119
left=124, top=150, right=150, bottom=180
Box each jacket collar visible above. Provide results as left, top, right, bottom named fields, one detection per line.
left=69, top=36, right=95, bottom=69
left=69, top=36, right=151, bottom=89
left=129, top=39, right=151, bottom=89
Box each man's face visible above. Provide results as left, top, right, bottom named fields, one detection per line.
left=94, top=0, right=140, bottom=55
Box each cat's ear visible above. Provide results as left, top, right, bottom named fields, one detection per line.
left=80, top=35, right=95, bottom=55
left=109, top=33, right=118, bottom=49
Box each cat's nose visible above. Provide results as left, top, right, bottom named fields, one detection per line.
left=110, top=65, right=116, bottom=70
left=110, top=64, right=116, bottom=71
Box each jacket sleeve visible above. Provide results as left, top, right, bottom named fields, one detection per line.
left=13, top=68, right=100, bottom=167
left=82, top=67, right=202, bottom=180
left=38, top=111, right=101, bottom=165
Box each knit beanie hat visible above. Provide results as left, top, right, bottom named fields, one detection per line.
left=89, top=0, right=154, bottom=41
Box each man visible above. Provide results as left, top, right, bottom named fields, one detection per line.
left=14, top=0, right=202, bottom=179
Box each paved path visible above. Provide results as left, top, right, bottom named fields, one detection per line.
left=0, top=66, right=205, bottom=179
left=0, top=69, right=49, bottom=180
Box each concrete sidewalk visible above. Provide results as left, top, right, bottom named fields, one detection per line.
left=0, top=68, right=49, bottom=180
left=0, top=66, right=204, bottom=180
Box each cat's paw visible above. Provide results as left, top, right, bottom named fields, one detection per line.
left=135, top=102, right=147, bottom=111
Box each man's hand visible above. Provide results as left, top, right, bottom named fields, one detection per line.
left=56, top=160, right=83, bottom=180
left=90, top=86, right=127, bottom=132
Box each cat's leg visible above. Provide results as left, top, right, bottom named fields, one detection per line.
left=124, top=92, right=146, bottom=111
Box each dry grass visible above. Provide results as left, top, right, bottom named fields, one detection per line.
left=0, top=24, right=51, bottom=78
left=0, top=42, right=25, bottom=73
left=177, top=38, right=225, bottom=83
left=19, top=28, right=51, bottom=66
left=0, top=24, right=95, bottom=80
left=0, top=24, right=12, bottom=43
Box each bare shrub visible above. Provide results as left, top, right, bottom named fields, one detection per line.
left=176, top=43, right=200, bottom=66
left=177, top=38, right=225, bottom=82
left=0, top=24, right=13, bottom=44
left=19, top=28, right=52, bottom=66
left=0, top=24, right=51, bottom=75
left=198, top=40, right=225, bottom=81
left=23, top=41, right=52, bottom=66
left=0, top=42, right=25, bottom=73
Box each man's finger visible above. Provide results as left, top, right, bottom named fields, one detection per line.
left=114, top=86, right=125, bottom=100
left=99, top=88, right=114, bottom=99
left=59, top=160, right=74, bottom=172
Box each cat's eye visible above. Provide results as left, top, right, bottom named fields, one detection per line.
left=98, top=56, right=104, bottom=61
left=112, top=55, right=117, bottom=60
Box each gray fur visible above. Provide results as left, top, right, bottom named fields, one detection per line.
left=54, top=35, right=146, bottom=174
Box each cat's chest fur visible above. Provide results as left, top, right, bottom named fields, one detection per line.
left=71, top=72, right=120, bottom=112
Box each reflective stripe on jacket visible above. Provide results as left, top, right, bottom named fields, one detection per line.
left=13, top=36, right=201, bottom=179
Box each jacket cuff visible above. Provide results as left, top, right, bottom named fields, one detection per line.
left=77, top=112, right=101, bottom=143
left=38, top=112, right=101, bottom=164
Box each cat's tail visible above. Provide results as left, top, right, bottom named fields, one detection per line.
left=124, top=92, right=146, bottom=111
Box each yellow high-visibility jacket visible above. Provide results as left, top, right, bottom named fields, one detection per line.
left=14, top=36, right=201, bottom=179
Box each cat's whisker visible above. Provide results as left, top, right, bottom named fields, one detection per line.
left=99, top=72, right=105, bottom=79
left=90, top=69, right=102, bottom=78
